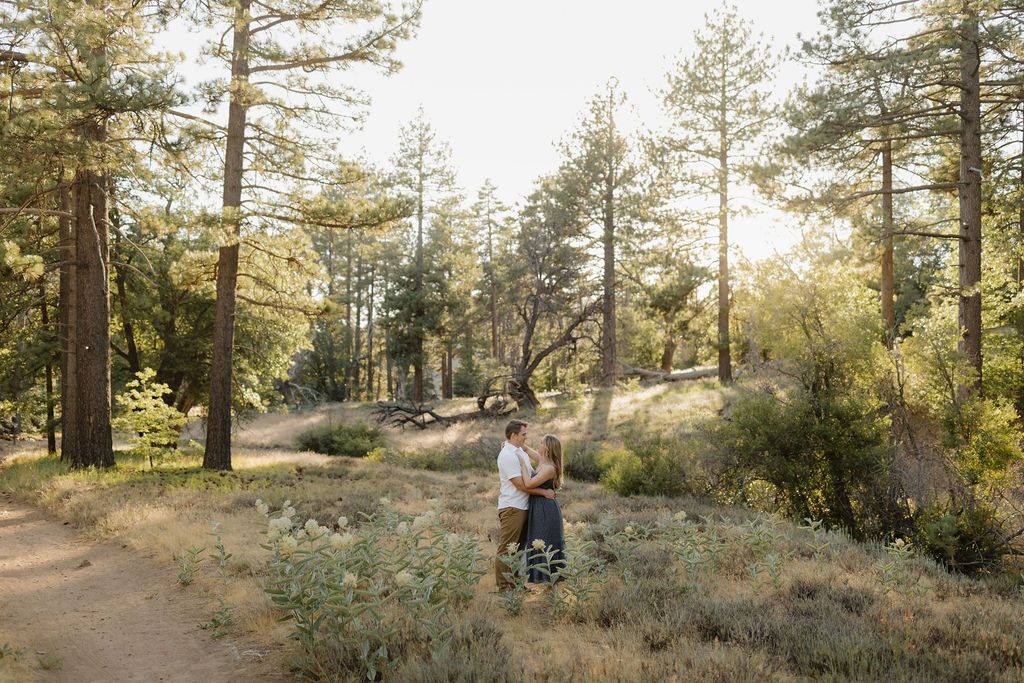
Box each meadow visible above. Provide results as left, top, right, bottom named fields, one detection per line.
left=2, top=380, right=1024, bottom=682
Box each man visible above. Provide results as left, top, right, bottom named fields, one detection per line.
left=495, top=418, right=554, bottom=592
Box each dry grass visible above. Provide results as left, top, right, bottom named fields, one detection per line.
left=3, top=381, right=1024, bottom=681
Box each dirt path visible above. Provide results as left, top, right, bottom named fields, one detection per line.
left=0, top=493, right=287, bottom=683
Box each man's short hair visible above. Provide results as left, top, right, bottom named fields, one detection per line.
left=505, top=419, right=528, bottom=440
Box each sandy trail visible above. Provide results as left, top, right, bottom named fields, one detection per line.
left=0, top=493, right=286, bottom=683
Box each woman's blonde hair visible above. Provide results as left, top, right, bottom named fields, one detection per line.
left=543, top=434, right=563, bottom=489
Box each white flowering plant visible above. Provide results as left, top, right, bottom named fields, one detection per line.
left=257, top=500, right=487, bottom=680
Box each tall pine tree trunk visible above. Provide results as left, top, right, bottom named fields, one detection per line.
left=367, top=265, right=375, bottom=396
left=204, top=0, right=250, bottom=470
left=353, top=256, right=363, bottom=393
left=112, top=226, right=140, bottom=374
left=69, top=146, right=114, bottom=468
left=413, top=183, right=424, bottom=403
left=881, top=138, right=896, bottom=341
left=600, top=172, right=616, bottom=386
left=717, top=126, right=732, bottom=382
left=958, top=9, right=982, bottom=397
left=58, top=180, right=77, bottom=464
left=344, top=231, right=353, bottom=400
left=40, top=281, right=56, bottom=453
left=487, top=217, right=499, bottom=360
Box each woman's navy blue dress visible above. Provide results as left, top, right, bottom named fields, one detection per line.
left=525, top=478, right=565, bottom=583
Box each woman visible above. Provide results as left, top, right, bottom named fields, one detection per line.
left=518, top=434, right=566, bottom=584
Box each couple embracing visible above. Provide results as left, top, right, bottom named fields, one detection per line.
left=494, top=418, right=566, bottom=593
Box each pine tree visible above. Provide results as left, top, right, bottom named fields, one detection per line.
left=198, top=0, right=421, bottom=469
left=1, top=0, right=180, bottom=467
left=388, top=108, right=458, bottom=403
left=660, top=2, right=779, bottom=382
left=557, top=78, right=654, bottom=386
left=502, top=178, right=600, bottom=408
left=471, top=179, right=509, bottom=363
left=794, top=0, right=1024, bottom=395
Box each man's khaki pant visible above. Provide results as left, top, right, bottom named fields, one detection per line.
left=495, top=507, right=528, bottom=591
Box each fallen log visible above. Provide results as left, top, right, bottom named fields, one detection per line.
left=372, top=394, right=515, bottom=430
left=615, top=359, right=718, bottom=382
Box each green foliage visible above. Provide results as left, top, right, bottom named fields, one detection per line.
left=918, top=504, right=1012, bottom=573
left=563, top=441, right=603, bottom=482
left=176, top=545, right=206, bottom=586
left=365, top=438, right=500, bottom=472
left=199, top=598, right=234, bottom=639
left=598, top=433, right=691, bottom=498
left=0, top=643, right=24, bottom=660
left=719, top=386, right=891, bottom=537
left=452, top=355, right=482, bottom=397
left=295, top=421, right=384, bottom=458
left=938, top=395, right=1023, bottom=488
left=258, top=503, right=488, bottom=681
left=393, top=617, right=516, bottom=682
left=112, top=368, right=189, bottom=468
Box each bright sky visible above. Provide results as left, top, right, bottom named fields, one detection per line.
left=336, top=0, right=826, bottom=261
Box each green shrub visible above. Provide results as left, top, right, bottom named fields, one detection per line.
left=394, top=617, right=516, bottom=682
left=717, top=386, right=891, bottom=538
left=564, top=441, right=604, bottom=482
left=918, top=503, right=1012, bottom=573
left=258, top=502, right=489, bottom=680
left=112, top=368, right=189, bottom=468
left=597, top=434, right=691, bottom=497
left=938, top=396, right=1022, bottom=488
left=365, top=438, right=500, bottom=472
left=295, top=421, right=384, bottom=458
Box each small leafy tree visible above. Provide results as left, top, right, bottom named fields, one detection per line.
left=113, top=368, right=189, bottom=468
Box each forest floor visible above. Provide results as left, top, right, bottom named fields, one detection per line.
left=3, top=381, right=1024, bottom=680
left=0, top=490, right=293, bottom=683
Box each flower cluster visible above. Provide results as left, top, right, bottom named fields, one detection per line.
left=330, top=532, right=355, bottom=550
left=564, top=520, right=587, bottom=536
left=267, top=516, right=292, bottom=540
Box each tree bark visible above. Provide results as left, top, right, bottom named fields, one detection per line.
left=486, top=204, right=499, bottom=360
left=69, top=150, right=114, bottom=468
left=660, top=338, right=678, bottom=374
left=204, top=0, right=251, bottom=471
left=600, top=151, right=617, bottom=387
left=40, top=281, right=56, bottom=453
left=881, top=137, right=896, bottom=340
left=718, top=120, right=732, bottom=383
left=344, top=230, right=353, bottom=400
left=957, top=9, right=983, bottom=397
left=353, top=255, right=363, bottom=395
left=508, top=377, right=540, bottom=410
left=58, top=180, right=77, bottom=464
left=367, top=265, right=375, bottom=397
left=413, top=173, right=424, bottom=403
left=444, top=341, right=453, bottom=399
left=112, top=227, right=140, bottom=375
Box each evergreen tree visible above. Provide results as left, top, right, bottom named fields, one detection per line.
left=387, top=108, right=458, bottom=403
left=471, top=179, right=510, bottom=363
left=557, top=78, right=654, bottom=386
left=660, top=2, right=779, bottom=382
left=198, top=0, right=422, bottom=469
left=1, top=0, right=180, bottom=467
left=503, top=178, right=601, bottom=408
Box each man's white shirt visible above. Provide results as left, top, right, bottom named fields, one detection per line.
left=496, top=441, right=530, bottom=510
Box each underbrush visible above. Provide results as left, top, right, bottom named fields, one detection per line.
left=295, top=421, right=385, bottom=458
left=365, top=436, right=502, bottom=472
left=4, top=394, right=1024, bottom=682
